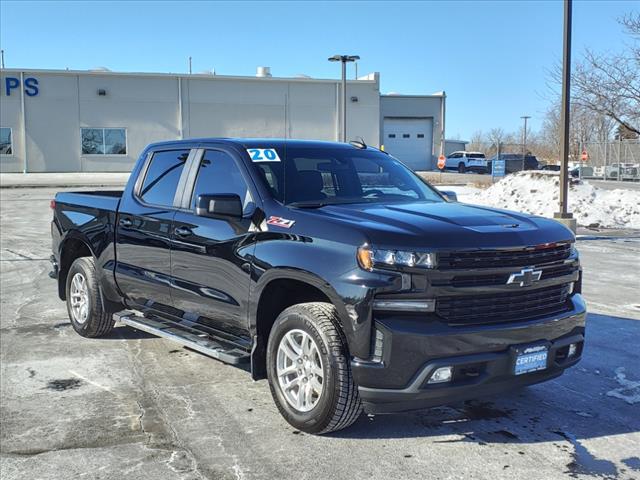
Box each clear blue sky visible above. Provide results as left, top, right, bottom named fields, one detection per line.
left=0, top=0, right=635, bottom=139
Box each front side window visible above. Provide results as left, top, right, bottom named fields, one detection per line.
left=0, top=128, right=12, bottom=155
left=81, top=128, right=127, bottom=155
left=139, top=149, right=189, bottom=207
left=251, top=146, right=444, bottom=206
left=191, top=150, right=250, bottom=210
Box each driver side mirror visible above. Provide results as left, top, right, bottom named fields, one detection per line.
left=439, top=190, right=458, bottom=202
left=196, top=194, right=243, bottom=218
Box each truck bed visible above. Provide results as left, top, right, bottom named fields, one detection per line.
left=54, top=190, right=122, bottom=212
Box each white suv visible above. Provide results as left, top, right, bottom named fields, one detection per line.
left=443, top=151, right=488, bottom=173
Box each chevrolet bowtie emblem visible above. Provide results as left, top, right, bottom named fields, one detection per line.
left=507, top=268, right=542, bottom=287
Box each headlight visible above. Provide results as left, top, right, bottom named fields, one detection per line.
left=570, top=243, right=579, bottom=257
left=357, top=246, right=436, bottom=271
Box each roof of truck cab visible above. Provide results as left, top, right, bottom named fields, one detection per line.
left=145, top=138, right=366, bottom=150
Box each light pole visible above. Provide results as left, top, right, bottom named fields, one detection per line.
left=329, top=54, right=360, bottom=142
left=554, top=0, right=575, bottom=232
left=521, top=115, right=531, bottom=171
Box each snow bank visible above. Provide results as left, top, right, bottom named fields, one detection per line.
left=464, top=171, right=640, bottom=229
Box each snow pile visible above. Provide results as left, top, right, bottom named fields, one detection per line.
left=465, top=171, right=640, bottom=229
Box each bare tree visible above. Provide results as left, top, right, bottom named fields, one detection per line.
left=468, top=130, right=485, bottom=152
left=488, top=127, right=506, bottom=146
left=540, top=100, right=616, bottom=162
left=572, top=13, right=640, bottom=135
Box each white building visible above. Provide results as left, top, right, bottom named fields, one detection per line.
left=0, top=67, right=447, bottom=173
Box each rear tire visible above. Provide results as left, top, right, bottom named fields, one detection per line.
left=458, top=162, right=466, bottom=173
left=65, top=257, right=115, bottom=338
left=266, top=302, right=362, bottom=434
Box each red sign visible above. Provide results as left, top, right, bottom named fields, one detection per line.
left=437, top=155, right=446, bottom=170
left=580, top=150, right=588, bottom=162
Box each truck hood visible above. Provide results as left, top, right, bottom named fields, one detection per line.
left=303, top=201, right=574, bottom=249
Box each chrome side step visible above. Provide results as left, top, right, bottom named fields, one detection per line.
left=114, top=311, right=250, bottom=365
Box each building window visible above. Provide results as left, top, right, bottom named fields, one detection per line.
left=403, top=134, right=410, bottom=138
left=388, top=134, right=396, bottom=138
left=81, top=128, right=127, bottom=155
left=417, top=134, right=425, bottom=138
left=0, top=128, right=12, bottom=155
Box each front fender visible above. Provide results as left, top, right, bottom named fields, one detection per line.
left=250, top=234, right=402, bottom=358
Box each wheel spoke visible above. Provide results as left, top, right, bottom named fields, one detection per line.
left=287, top=332, right=303, bottom=356
left=296, top=381, right=305, bottom=409
left=310, top=375, right=323, bottom=393
left=301, top=334, right=311, bottom=356
left=281, top=338, right=299, bottom=362
left=278, top=364, right=298, bottom=378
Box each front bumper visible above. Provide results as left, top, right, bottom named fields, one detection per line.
left=352, top=294, right=586, bottom=413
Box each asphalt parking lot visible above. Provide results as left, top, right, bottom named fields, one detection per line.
left=1, top=186, right=639, bottom=480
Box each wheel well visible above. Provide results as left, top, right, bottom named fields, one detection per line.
left=58, top=238, right=93, bottom=300
left=251, top=279, right=332, bottom=380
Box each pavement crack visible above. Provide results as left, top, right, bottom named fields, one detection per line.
left=135, top=399, right=152, bottom=446
left=122, top=337, right=208, bottom=480
left=2, top=249, right=48, bottom=261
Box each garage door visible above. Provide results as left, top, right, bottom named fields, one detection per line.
left=383, top=118, right=433, bottom=171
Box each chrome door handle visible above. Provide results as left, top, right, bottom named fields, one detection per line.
left=174, top=226, right=193, bottom=237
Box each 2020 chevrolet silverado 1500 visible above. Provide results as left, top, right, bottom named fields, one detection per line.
left=50, top=138, right=586, bottom=434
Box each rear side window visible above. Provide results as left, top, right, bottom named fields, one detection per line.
left=468, top=153, right=486, bottom=159
left=139, top=149, right=189, bottom=206
left=191, top=150, right=250, bottom=210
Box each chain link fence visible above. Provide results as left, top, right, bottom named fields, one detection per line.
left=579, top=140, right=640, bottom=181
left=466, top=140, right=640, bottom=181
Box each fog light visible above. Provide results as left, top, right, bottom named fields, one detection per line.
left=568, top=343, right=578, bottom=358
left=428, top=366, right=453, bottom=384
left=372, top=299, right=436, bottom=312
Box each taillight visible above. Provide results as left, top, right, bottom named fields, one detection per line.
left=50, top=199, right=56, bottom=210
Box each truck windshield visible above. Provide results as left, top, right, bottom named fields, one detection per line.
left=251, top=146, right=444, bottom=206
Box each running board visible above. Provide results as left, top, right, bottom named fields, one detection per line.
left=114, top=311, right=250, bottom=365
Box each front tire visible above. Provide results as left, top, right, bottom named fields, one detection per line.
left=65, top=257, right=115, bottom=338
left=458, top=162, right=466, bottom=173
left=266, top=302, right=362, bottom=434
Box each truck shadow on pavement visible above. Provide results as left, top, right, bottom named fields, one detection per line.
left=330, top=313, right=640, bottom=478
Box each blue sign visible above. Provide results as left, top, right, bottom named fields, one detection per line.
left=492, top=158, right=506, bottom=178
left=3, top=77, right=39, bottom=97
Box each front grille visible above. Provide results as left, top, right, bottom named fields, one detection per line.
left=436, top=284, right=572, bottom=326
left=445, top=263, right=578, bottom=288
left=438, top=243, right=572, bottom=270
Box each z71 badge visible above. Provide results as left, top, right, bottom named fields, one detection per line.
left=266, top=216, right=295, bottom=228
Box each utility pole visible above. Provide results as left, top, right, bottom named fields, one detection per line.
left=554, top=0, right=576, bottom=232
left=329, top=54, right=360, bottom=142
left=188, top=56, right=192, bottom=75
left=521, top=115, right=531, bottom=171
left=1, top=50, right=5, bottom=69
left=440, top=91, right=447, bottom=160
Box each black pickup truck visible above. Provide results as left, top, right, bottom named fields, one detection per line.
left=50, top=138, right=586, bottom=434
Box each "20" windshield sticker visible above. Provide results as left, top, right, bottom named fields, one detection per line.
left=247, top=148, right=281, bottom=162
